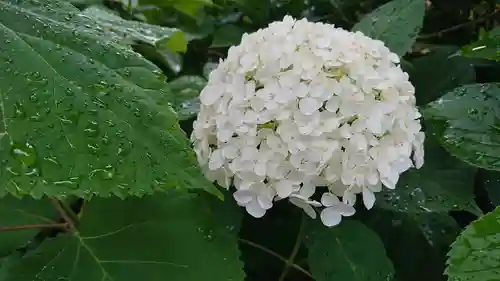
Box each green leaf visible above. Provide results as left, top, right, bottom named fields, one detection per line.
left=305, top=220, right=394, bottom=281
left=158, top=31, right=188, bottom=53
left=446, top=206, right=500, bottom=281
left=377, top=139, right=479, bottom=214
left=0, top=197, right=56, bottom=257
left=2, top=192, right=244, bottom=281
left=210, top=25, right=245, bottom=48
left=167, top=76, right=206, bottom=120
left=362, top=209, right=459, bottom=281
left=409, top=46, right=476, bottom=106
left=423, top=83, right=500, bottom=171
left=458, top=27, right=500, bottom=61
left=479, top=170, right=500, bottom=206
left=0, top=0, right=220, bottom=199
left=79, top=6, right=179, bottom=46
left=352, top=0, right=426, bottom=56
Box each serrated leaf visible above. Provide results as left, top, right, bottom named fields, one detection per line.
left=305, top=220, right=394, bottom=281
left=446, top=206, right=500, bottom=281
left=352, top=0, right=425, bottom=56
left=210, top=25, right=245, bottom=47
left=167, top=76, right=206, bottom=120
left=377, top=139, right=479, bottom=214
left=0, top=0, right=220, bottom=199
left=409, top=46, right=476, bottom=106
left=0, top=197, right=56, bottom=257
left=79, top=6, right=179, bottom=45
left=423, top=83, right=500, bottom=171
left=458, top=27, right=500, bottom=61
left=2, top=192, right=244, bottom=281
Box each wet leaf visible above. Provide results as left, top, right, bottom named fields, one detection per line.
left=446, top=206, right=500, bottom=281
left=305, top=220, right=395, bottom=281
left=377, top=139, right=479, bottom=215
left=423, top=83, right=500, bottom=171
left=479, top=170, right=500, bottom=206
left=0, top=0, right=221, bottom=199
left=362, top=209, right=459, bottom=281
left=79, top=6, right=180, bottom=45
left=166, top=76, right=206, bottom=120
left=352, top=0, right=425, bottom=56
left=2, top=192, right=244, bottom=281
left=409, top=46, right=476, bottom=106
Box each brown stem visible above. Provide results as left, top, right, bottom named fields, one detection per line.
left=418, top=9, right=499, bottom=39
left=239, top=237, right=313, bottom=279
left=49, top=198, right=76, bottom=232
left=0, top=223, right=67, bottom=232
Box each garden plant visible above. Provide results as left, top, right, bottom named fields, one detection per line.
left=0, top=0, right=499, bottom=281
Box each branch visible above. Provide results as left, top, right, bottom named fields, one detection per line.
left=49, top=198, right=77, bottom=232
left=238, top=238, right=313, bottom=279
left=418, top=9, right=499, bottom=39
left=278, top=216, right=306, bottom=281
left=0, top=223, right=67, bottom=232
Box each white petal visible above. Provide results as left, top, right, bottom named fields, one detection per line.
left=246, top=199, right=266, bottom=218
left=257, top=193, right=274, bottom=210
left=320, top=208, right=342, bottom=227
left=362, top=187, right=376, bottom=210
left=299, top=98, right=321, bottom=115
left=300, top=183, right=316, bottom=198
left=302, top=204, right=317, bottom=219
left=200, top=86, right=222, bottom=106
left=233, top=190, right=253, bottom=205
left=275, top=180, right=295, bottom=198
left=321, top=192, right=340, bottom=207
left=325, top=96, right=340, bottom=112
left=331, top=203, right=356, bottom=216
left=208, top=149, right=224, bottom=170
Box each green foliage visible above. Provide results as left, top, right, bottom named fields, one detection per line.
left=2, top=0, right=500, bottom=280
left=446, top=207, right=500, bottom=281
left=459, top=27, right=500, bottom=61
left=352, top=0, right=425, bottom=56
left=305, top=219, right=395, bottom=281
left=377, top=139, right=480, bottom=215
left=210, top=25, right=245, bottom=47
left=423, top=83, right=500, bottom=171
left=409, top=46, right=476, bottom=106
left=0, top=197, right=56, bottom=256
left=0, top=0, right=219, bottom=199
left=2, top=192, right=244, bottom=281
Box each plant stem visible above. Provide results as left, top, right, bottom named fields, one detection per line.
left=278, top=216, right=306, bottom=281
left=0, top=223, right=67, bottom=232
left=238, top=238, right=313, bottom=279
left=418, top=9, right=499, bottom=39
left=49, top=198, right=77, bottom=232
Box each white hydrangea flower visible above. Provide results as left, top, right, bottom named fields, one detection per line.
left=191, top=15, right=425, bottom=227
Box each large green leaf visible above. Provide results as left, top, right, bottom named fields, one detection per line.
left=480, top=170, right=500, bottom=206
left=0, top=197, right=56, bottom=257
left=352, top=0, right=425, bottom=56
left=423, top=83, right=500, bottom=171
left=0, top=0, right=220, bottom=198
left=1, top=192, right=244, bottom=281
left=305, top=220, right=395, bottom=281
left=446, top=206, right=500, bottom=281
left=377, top=139, right=479, bottom=214
left=409, top=46, right=476, bottom=106
left=166, top=76, right=206, bottom=121
left=210, top=25, right=245, bottom=48
left=458, top=27, right=500, bottom=61
left=362, top=209, right=459, bottom=281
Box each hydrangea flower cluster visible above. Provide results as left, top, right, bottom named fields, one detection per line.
left=191, top=16, right=425, bottom=227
